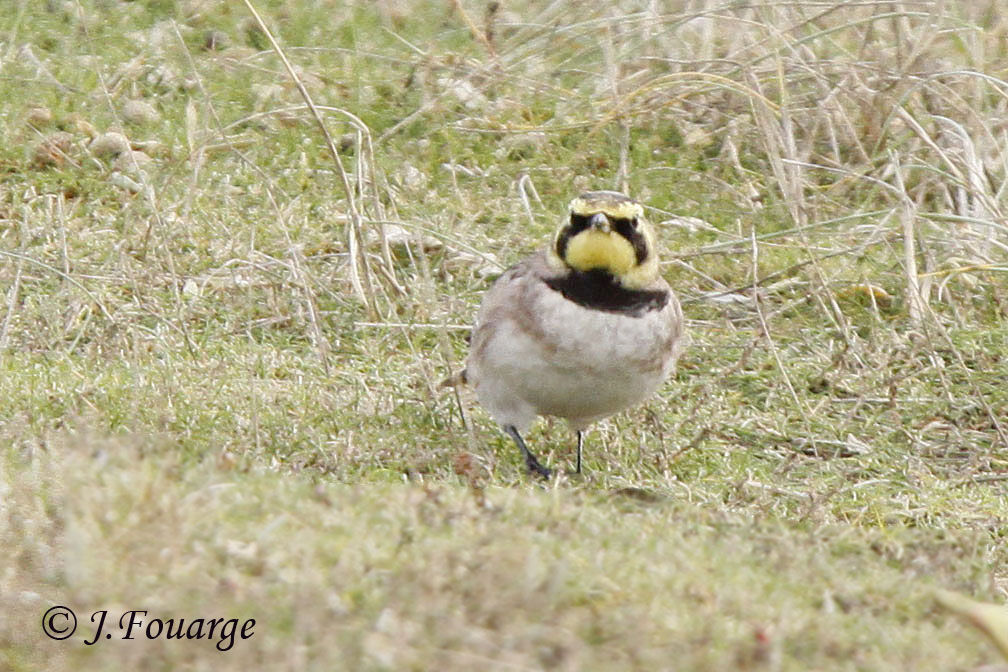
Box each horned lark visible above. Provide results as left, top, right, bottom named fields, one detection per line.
left=464, top=191, right=686, bottom=477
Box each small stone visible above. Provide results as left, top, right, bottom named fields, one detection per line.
left=89, top=131, right=131, bottom=158
left=182, top=278, right=200, bottom=300
left=439, top=76, right=487, bottom=111
left=26, top=106, right=53, bottom=126
left=113, top=149, right=154, bottom=174
left=71, top=116, right=97, bottom=139
left=398, top=163, right=427, bottom=190
left=109, top=171, right=142, bottom=193
left=122, top=99, right=160, bottom=126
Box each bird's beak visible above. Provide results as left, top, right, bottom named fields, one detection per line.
left=588, top=212, right=611, bottom=233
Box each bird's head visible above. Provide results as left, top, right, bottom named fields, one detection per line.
left=549, top=191, right=660, bottom=289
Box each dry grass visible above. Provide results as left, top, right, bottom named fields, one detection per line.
left=1, top=0, right=1007, bottom=669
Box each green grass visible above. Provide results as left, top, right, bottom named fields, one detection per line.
left=2, top=1, right=1007, bottom=669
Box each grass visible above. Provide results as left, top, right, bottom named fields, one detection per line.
left=2, top=0, right=1007, bottom=669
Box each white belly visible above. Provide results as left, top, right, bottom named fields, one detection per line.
left=469, top=282, right=681, bottom=431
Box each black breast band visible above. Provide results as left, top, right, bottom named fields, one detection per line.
left=543, top=270, right=669, bottom=317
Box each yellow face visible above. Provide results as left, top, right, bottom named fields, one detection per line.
left=550, top=191, right=659, bottom=289
left=563, top=229, right=637, bottom=276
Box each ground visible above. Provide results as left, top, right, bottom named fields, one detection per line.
left=1, top=1, right=1006, bottom=670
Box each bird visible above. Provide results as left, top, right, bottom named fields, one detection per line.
left=462, top=190, right=686, bottom=478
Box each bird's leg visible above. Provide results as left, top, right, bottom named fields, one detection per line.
left=575, top=430, right=583, bottom=474
left=504, top=425, right=551, bottom=478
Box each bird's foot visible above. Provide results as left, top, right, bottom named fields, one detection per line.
left=525, top=455, right=552, bottom=479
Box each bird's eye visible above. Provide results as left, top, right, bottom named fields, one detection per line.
left=610, top=217, right=636, bottom=235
